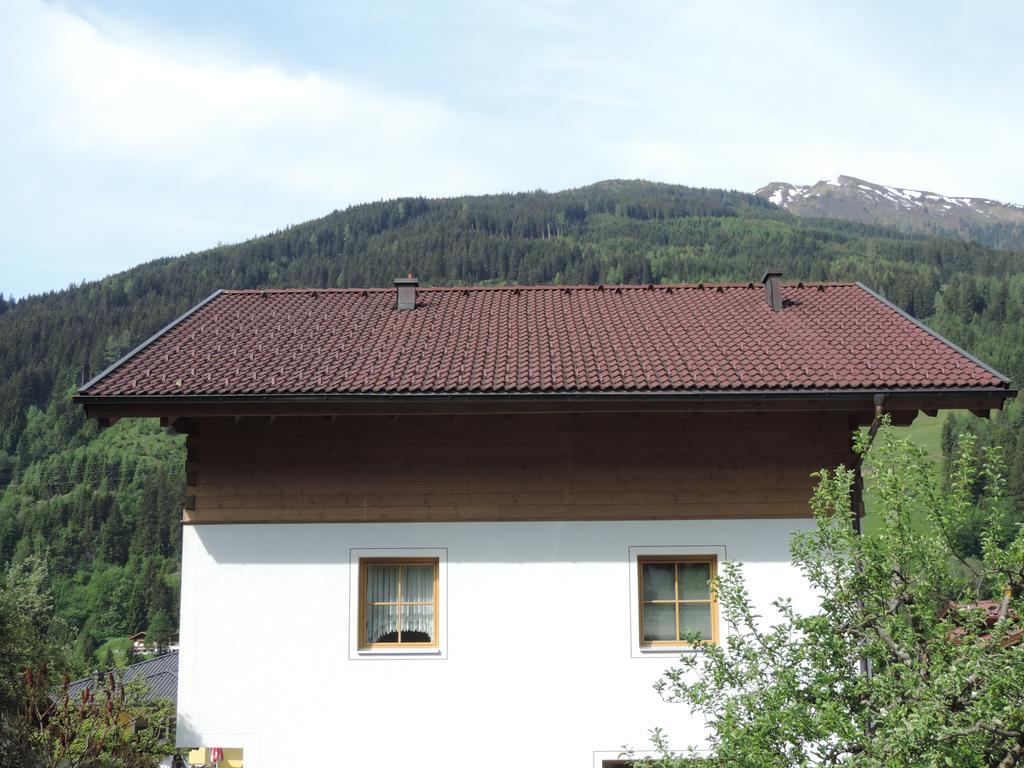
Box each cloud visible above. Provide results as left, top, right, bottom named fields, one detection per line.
left=0, top=0, right=477, bottom=201
left=0, top=0, right=1022, bottom=297
left=512, top=0, right=1024, bottom=200
left=0, top=0, right=489, bottom=296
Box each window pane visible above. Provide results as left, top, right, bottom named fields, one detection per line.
left=680, top=603, right=713, bottom=641
left=403, top=564, right=434, bottom=603
left=365, top=604, right=398, bottom=644
left=400, top=603, right=434, bottom=643
left=365, top=564, right=399, bottom=603
left=679, top=562, right=711, bottom=600
left=642, top=603, right=677, bottom=641
left=642, top=563, right=675, bottom=601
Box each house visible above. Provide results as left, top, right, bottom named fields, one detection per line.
left=74, top=274, right=1014, bottom=767
left=944, top=598, right=1024, bottom=649
left=68, top=652, right=180, bottom=709
left=130, top=631, right=182, bottom=653
left=130, top=630, right=182, bottom=655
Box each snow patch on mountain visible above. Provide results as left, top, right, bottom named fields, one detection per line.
left=756, top=175, right=1024, bottom=220
left=754, top=175, right=1024, bottom=242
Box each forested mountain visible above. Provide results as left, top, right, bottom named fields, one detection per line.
left=2, top=178, right=1023, bottom=670
left=756, top=175, right=1024, bottom=251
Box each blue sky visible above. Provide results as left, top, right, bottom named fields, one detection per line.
left=2, top=0, right=1023, bottom=298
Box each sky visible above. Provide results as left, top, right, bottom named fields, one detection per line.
left=2, top=1, right=1023, bottom=298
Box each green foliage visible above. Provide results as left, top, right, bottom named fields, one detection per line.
left=10, top=667, right=176, bottom=768
left=943, top=400, right=1024, bottom=550
left=638, top=425, right=1024, bottom=767
left=145, top=614, right=171, bottom=655
left=0, top=558, right=68, bottom=718
left=0, top=556, right=176, bottom=766
left=0, top=387, right=183, bottom=657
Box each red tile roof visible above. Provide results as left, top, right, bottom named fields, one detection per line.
left=80, top=283, right=1009, bottom=398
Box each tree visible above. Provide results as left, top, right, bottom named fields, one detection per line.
left=640, top=425, right=1024, bottom=767
left=97, top=506, right=128, bottom=565
left=146, top=613, right=172, bottom=655
left=124, top=580, right=148, bottom=636
left=73, top=629, right=99, bottom=673
left=0, top=558, right=64, bottom=721
left=10, top=665, right=177, bottom=768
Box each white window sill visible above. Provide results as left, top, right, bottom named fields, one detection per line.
left=355, top=646, right=444, bottom=658
left=636, top=644, right=710, bottom=656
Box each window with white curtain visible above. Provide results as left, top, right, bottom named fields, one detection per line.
left=358, top=558, right=439, bottom=648
left=638, top=555, right=718, bottom=646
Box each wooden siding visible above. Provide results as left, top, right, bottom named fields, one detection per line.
left=182, top=411, right=855, bottom=524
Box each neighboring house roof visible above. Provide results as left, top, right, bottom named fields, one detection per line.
left=944, top=599, right=1024, bottom=648
left=68, top=652, right=178, bottom=707
left=77, top=282, right=1009, bottom=401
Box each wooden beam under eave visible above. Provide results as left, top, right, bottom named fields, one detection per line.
left=180, top=506, right=818, bottom=525
left=888, top=410, right=917, bottom=427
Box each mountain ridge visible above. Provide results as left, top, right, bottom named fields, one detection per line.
left=756, top=175, right=1024, bottom=250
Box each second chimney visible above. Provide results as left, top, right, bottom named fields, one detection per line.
left=761, top=270, right=783, bottom=311
left=395, top=275, right=418, bottom=310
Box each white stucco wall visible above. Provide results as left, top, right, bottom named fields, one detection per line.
left=176, top=519, right=817, bottom=767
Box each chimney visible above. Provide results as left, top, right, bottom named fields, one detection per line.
left=761, top=270, right=783, bottom=311
left=395, top=274, right=418, bottom=310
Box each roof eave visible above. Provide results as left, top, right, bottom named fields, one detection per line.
left=74, top=386, right=1016, bottom=420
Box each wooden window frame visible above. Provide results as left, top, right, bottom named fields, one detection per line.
left=358, top=557, right=440, bottom=650
left=637, top=554, right=718, bottom=647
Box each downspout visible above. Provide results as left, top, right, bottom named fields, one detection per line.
left=851, top=394, right=886, bottom=536
left=852, top=394, right=885, bottom=682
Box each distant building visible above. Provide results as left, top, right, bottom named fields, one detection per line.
left=129, top=630, right=181, bottom=653
left=68, top=651, right=180, bottom=709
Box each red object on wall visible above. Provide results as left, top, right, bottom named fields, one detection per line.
left=210, top=747, right=223, bottom=765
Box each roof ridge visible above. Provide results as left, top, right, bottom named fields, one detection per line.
left=68, top=650, right=178, bottom=686
left=222, top=282, right=859, bottom=294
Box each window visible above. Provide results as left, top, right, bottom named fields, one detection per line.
left=638, top=556, right=717, bottom=646
left=358, top=558, right=439, bottom=648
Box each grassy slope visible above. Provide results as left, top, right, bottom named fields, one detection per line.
left=862, top=412, right=947, bottom=535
